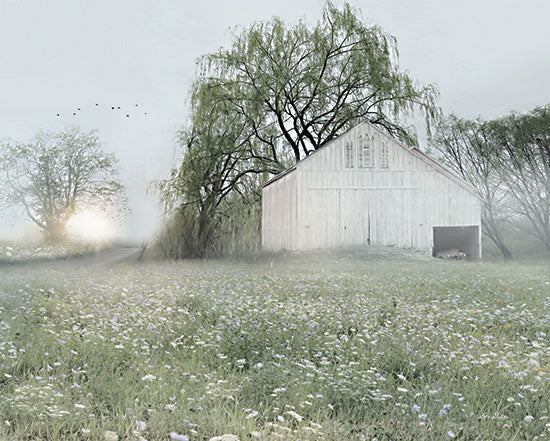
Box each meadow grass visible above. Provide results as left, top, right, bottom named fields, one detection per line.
left=0, top=250, right=549, bottom=440
left=0, top=241, right=106, bottom=265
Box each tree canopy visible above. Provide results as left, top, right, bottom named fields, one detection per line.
left=0, top=127, right=127, bottom=241
left=157, top=1, right=439, bottom=257
left=156, top=84, right=267, bottom=257
left=197, top=1, right=439, bottom=165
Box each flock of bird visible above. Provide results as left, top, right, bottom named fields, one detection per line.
left=56, top=103, right=148, bottom=118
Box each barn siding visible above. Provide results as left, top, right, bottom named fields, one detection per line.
left=262, top=121, right=481, bottom=254
left=261, top=170, right=297, bottom=251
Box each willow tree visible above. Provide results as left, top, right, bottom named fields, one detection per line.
left=430, top=116, right=512, bottom=258
left=0, top=127, right=126, bottom=241
left=199, top=1, right=439, bottom=165
left=159, top=1, right=440, bottom=257
left=156, top=82, right=286, bottom=257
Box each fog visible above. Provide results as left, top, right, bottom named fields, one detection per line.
left=1, top=0, right=549, bottom=241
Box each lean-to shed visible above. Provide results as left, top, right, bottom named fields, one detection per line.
left=261, top=120, right=482, bottom=258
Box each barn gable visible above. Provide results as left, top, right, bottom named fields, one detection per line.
left=261, top=120, right=482, bottom=258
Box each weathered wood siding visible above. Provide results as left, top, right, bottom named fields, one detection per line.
left=261, top=169, right=297, bottom=251
left=262, top=121, right=482, bottom=253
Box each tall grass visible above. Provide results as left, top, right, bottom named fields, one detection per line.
left=1, top=252, right=549, bottom=440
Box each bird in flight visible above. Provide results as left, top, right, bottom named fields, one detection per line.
left=55, top=103, right=149, bottom=118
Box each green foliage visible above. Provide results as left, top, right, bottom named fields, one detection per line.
left=0, top=127, right=127, bottom=242
left=201, top=1, right=439, bottom=161
left=158, top=1, right=439, bottom=259
left=155, top=80, right=271, bottom=258
left=155, top=207, right=204, bottom=259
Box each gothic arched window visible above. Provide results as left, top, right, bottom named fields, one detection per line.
left=344, top=140, right=354, bottom=168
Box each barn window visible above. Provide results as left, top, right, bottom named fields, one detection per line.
left=380, top=140, right=389, bottom=168
left=358, top=134, right=373, bottom=168
left=357, top=135, right=363, bottom=166
left=344, top=140, right=354, bottom=168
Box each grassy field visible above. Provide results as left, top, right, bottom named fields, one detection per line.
left=0, top=242, right=107, bottom=265
left=1, top=249, right=549, bottom=440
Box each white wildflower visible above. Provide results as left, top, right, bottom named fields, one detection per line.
left=286, top=410, right=304, bottom=422
left=169, top=433, right=189, bottom=441
left=104, top=431, right=119, bottom=441
left=209, top=435, right=240, bottom=441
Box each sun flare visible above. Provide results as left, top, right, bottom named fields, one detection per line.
left=66, top=209, right=118, bottom=242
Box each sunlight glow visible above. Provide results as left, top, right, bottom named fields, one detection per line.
left=66, top=209, right=118, bottom=242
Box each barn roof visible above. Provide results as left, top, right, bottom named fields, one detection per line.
left=262, top=120, right=479, bottom=196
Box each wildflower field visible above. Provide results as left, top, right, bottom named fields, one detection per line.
left=1, top=250, right=549, bottom=440
left=0, top=242, right=99, bottom=265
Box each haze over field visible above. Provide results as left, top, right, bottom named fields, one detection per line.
left=1, top=0, right=549, bottom=240
left=1, top=3, right=550, bottom=439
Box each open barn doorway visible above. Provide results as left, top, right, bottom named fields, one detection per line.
left=433, top=226, right=481, bottom=260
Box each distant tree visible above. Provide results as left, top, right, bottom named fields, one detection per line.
left=430, top=116, right=512, bottom=259
left=198, top=1, right=439, bottom=165
left=489, top=106, right=550, bottom=250
left=0, top=127, right=126, bottom=242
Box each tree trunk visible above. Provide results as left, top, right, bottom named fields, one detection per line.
left=44, top=220, right=67, bottom=243
left=496, top=241, right=513, bottom=259
left=482, top=216, right=512, bottom=259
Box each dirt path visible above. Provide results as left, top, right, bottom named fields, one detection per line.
left=63, top=247, right=141, bottom=268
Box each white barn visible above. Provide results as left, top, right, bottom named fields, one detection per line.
left=261, top=120, right=482, bottom=259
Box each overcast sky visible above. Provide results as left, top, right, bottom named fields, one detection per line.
left=1, top=0, right=549, bottom=240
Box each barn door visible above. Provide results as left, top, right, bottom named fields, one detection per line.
left=302, top=188, right=340, bottom=249
left=340, top=189, right=371, bottom=246
left=433, top=226, right=481, bottom=259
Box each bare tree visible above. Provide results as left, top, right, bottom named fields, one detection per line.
left=488, top=106, right=550, bottom=250
left=430, top=116, right=512, bottom=258
left=0, top=127, right=127, bottom=241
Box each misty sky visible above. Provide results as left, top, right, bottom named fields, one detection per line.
left=1, top=0, right=549, bottom=240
